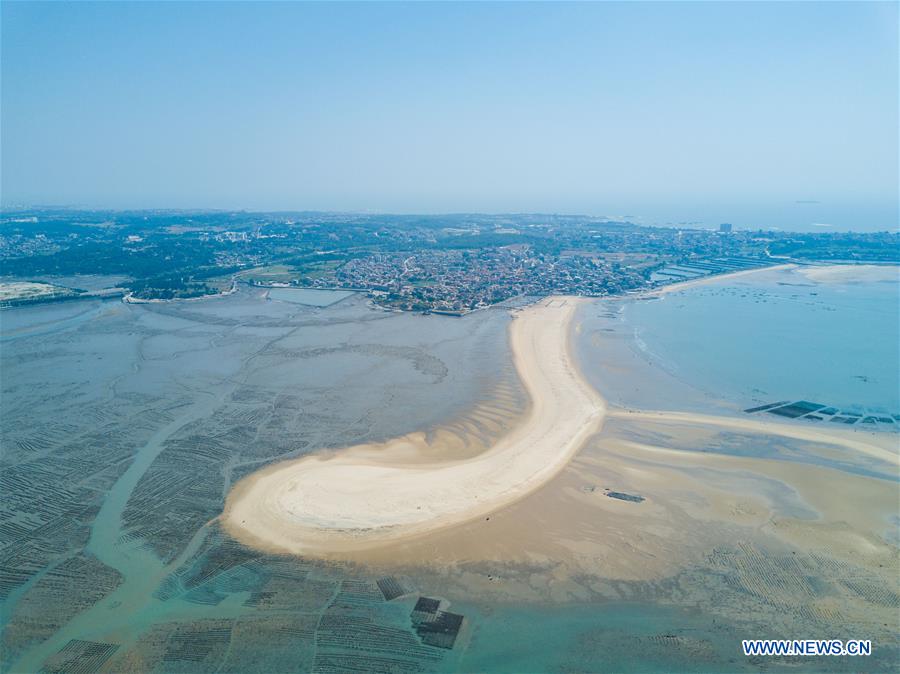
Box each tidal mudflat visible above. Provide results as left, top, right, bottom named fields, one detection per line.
left=1, top=288, right=522, bottom=672
left=2, top=269, right=899, bottom=673
left=223, top=297, right=605, bottom=554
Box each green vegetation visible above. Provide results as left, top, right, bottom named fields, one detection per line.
left=769, top=233, right=899, bottom=261
left=2, top=209, right=896, bottom=309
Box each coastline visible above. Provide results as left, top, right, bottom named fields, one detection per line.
left=608, top=408, right=897, bottom=465
left=639, top=262, right=796, bottom=298
left=222, top=263, right=897, bottom=582
left=637, top=261, right=898, bottom=299
left=122, top=280, right=238, bottom=304
left=221, top=296, right=607, bottom=555
left=6, top=259, right=898, bottom=671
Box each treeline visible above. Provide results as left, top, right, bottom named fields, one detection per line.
left=127, top=264, right=242, bottom=299
left=2, top=240, right=218, bottom=278
left=769, top=233, right=899, bottom=261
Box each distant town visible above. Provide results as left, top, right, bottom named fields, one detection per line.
left=1, top=209, right=897, bottom=311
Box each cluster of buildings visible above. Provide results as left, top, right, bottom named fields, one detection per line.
left=304, top=246, right=647, bottom=313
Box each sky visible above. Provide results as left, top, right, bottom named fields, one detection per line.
left=1, top=1, right=897, bottom=231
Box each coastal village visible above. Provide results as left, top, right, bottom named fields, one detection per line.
left=3, top=209, right=896, bottom=311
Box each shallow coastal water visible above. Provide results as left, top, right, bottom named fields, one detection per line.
left=2, top=271, right=898, bottom=673
left=265, top=287, right=357, bottom=306
left=578, top=265, right=900, bottom=417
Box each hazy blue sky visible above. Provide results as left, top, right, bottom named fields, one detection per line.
left=2, top=1, right=897, bottom=230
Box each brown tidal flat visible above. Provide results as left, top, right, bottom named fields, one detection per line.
left=223, top=296, right=606, bottom=555
left=223, top=280, right=897, bottom=635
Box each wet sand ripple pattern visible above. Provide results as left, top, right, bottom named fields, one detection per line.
left=223, top=296, right=606, bottom=553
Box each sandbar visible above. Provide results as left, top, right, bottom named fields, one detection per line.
left=798, top=263, right=899, bottom=284
left=609, top=408, right=898, bottom=465
left=643, top=263, right=796, bottom=297
left=222, top=296, right=606, bottom=554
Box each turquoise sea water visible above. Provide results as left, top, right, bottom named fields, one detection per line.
left=623, top=267, right=899, bottom=415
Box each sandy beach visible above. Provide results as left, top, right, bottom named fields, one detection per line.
left=608, top=408, right=898, bottom=464
left=642, top=262, right=796, bottom=297
left=223, top=296, right=606, bottom=554
left=222, top=262, right=897, bottom=608
left=798, top=263, right=899, bottom=284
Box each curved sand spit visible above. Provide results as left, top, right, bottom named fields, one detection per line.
left=223, top=296, right=606, bottom=554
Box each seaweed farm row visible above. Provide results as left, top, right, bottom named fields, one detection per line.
left=744, top=399, right=899, bottom=429
left=2, top=290, right=519, bottom=673
left=143, top=536, right=463, bottom=672
left=34, top=529, right=900, bottom=673
left=25, top=529, right=468, bottom=673
left=649, top=256, right=772, bottom=285
left=0, top=394, right=180, bottom=600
